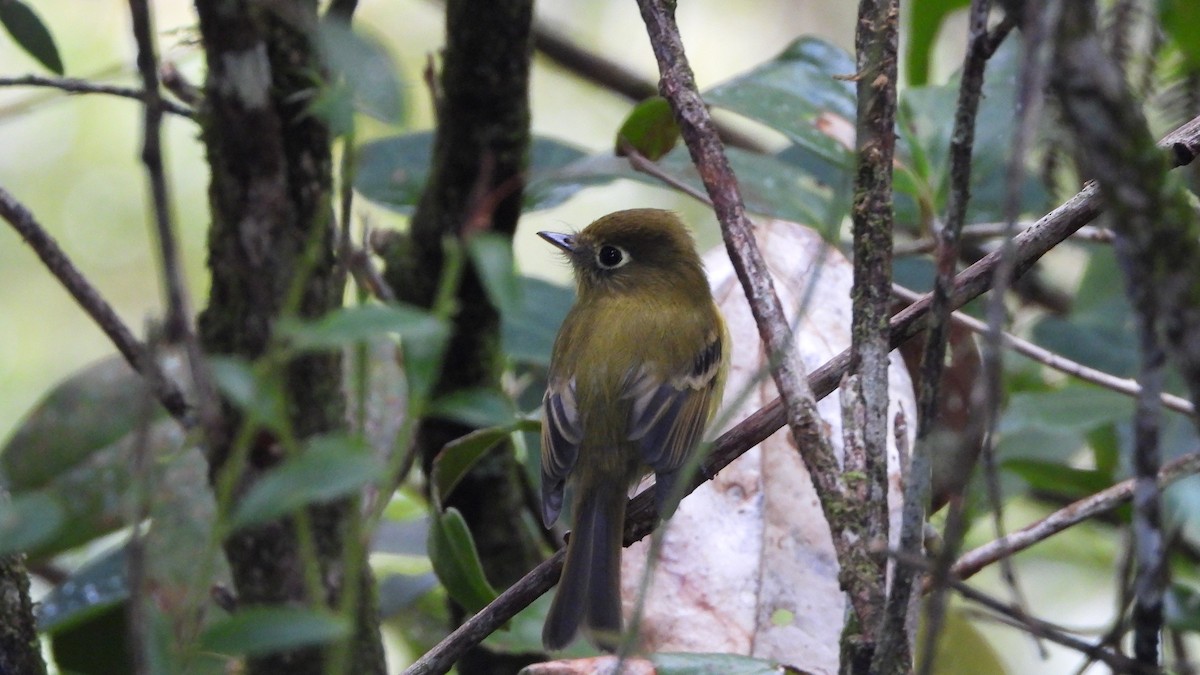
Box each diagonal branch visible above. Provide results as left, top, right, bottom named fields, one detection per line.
left=0, top=187, right=191, bottom=425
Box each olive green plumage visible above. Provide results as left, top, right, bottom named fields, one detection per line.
left=538, top=209, right=727, bottom=651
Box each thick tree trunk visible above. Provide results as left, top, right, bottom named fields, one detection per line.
left=193, top=1, right=384, bottom=673
left=381, top=0, right=540, bottom=672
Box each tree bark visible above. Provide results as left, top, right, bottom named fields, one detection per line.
left=0, top=553, right=48, bottom=675
left=193, top=0, right=384, bottom=673
left=380, top=1, right=540, bottom=672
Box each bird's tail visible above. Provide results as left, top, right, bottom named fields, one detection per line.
left=542, top=480, right=625, bottom=651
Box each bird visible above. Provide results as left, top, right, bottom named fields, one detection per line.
left=537, top=208, right=727, bottom=651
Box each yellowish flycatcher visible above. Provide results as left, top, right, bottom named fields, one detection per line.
left=538, top=209, right=727, bottom=650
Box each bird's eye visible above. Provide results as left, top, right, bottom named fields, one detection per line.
left=596, top=245, right=628, bottom=269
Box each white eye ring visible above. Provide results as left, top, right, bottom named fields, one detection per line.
left=596, top=244, right=630, bottom=270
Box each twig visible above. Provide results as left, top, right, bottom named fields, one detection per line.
left=905, top=5, right=1003, bottom=673
left=401, top=113, right=1200, bottom=675
left=961, top=594, right=1155, bottom=674
left=895, top=222, right=1112, bottom=255
left=159, top=62, right=201, bottom=107
left=888, top=549, right=1157, bottom=674
left=891, top=285, right=1195, bottom=416
left=127, top=0, right=218, bottom=439
left=0, top=74, right=195, bottom=117
left=0, top=187, right=191, bottom=425
left=959, top=2, right=1061, bottom=658
left=125, top=325, right=160, bottom=675
left=948, top=451, right=1200, bottom=584
left=619, top=139, right=711, bottom=204
left=128, top=0, right=186, bottom=345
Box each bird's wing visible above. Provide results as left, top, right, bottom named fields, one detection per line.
left=540, top=376, right=582, bottom=528
left=624, top=330, right=723, bottom=516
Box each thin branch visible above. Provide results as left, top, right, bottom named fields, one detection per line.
left=887, top=550, right=1156, bottom=674
left=159, top=62, right=201, bottom=107
left=948, top=451, right=1200, bottom=584
left=906, top=5, right=1002, bottom=673
left=620, top=139, right=712, bottom=204
left=127, top=0, right=219, bottom=439
left=128, top=0, right=187, bottom=346
left=895, top=222, right=1112, bottom=255
left=0, top=187, right=191, bottom=425
left=953, top=3, right=1061, bottom=659
left=0, top=74, right=195, bottom=117
left=957, top=586, right=1156, bottom=674
left=892, top=285, right=1195, bottom=416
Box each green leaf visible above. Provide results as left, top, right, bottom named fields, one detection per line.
left=500, top=277, right=574, bottom=366
left=209, top=357, right=288, bottom=432
left=0, top=490, right=64, bottom=555
left=382, top=488, right=426, bottom=523
left=427, top=507, right=498, bottom=613
left=615, top=96, right=680, bottom=161
left=317, top=21, right=405, bottom=128
left=1032, top=248, right=1137, bottom=377
left=1000, top=385, right=1133, bottom=435
left=904, top=0, right=969, bottom=86
left=896, top=36, right=1051, bottom=226
left=428, top=388, right=517, bottom=429
left=399, top=313, right=452, bottom=404
left=200, top=607, right=349, bottom=657
left=38, top=545, right=127, bottom=633
left=1003, top=459, right=1115, bottom=501
left=467, top=233, right=522, bottom=319
left=355, top=133, right=596, bottom=214
left=705, top=37, right=856, bottom=172
left=279, top=303, right=442, bottom=351
left=542, top=146, right=836, bottom=231
left=230, top=434, right=379, bottom=530
left=430, top=419, right=539, bottom=508
left=1166, top=582, right=1200, bottom=631
left=1, top=355, right=165, bottom=489
left=1162, top=0, right=1200, bottom=70
left=651, top=652, right=804, bottom=675
left=14, top=422, right=192, bottom=560
left=994, top=427, right=1084, bottom=472
left=0, top=0, right=63, bottom=74
left=353, top=132, right=431, bottom=212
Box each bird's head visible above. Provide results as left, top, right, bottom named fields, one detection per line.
left=538, top=209, right=707, bottom=298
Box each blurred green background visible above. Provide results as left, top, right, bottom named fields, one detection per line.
left=0, top=2, right=1166, bottom=673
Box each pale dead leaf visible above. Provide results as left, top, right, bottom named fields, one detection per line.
left=620, top=219, right=915, bottom=675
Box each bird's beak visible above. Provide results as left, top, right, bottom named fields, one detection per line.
left=538, top=231, right=576, bottom=254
